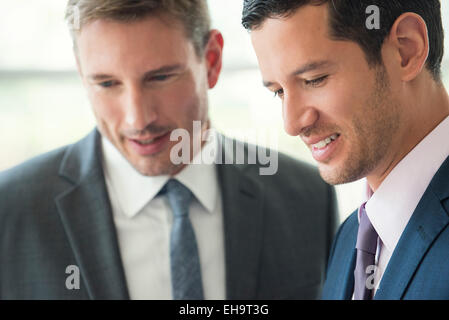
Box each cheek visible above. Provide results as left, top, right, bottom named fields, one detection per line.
left=88, top=90, right=122, bottom=132
left=321, top=75, right=372, bottom=126
left=304, top=81, right=354, bottom=127
left=160, top=76, right=206, bottom=122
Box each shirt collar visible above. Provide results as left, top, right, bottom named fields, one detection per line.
left=173, top=135, right=218, bottom=214
left=101, top=132, right=218, bottom=218
left=365, top=115, right=449, bottom=253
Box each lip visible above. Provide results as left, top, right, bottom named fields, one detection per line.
left=127, top=131, right=171, bottom=156
left=302, top=133, right=339, bottom=146
left=304, top=133, right=341, bottom=163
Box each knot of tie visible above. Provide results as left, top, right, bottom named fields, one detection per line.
left=160, top=179, right=193, bottom=218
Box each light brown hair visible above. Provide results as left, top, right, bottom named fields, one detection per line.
left=65, top=0, right=211, bottom=56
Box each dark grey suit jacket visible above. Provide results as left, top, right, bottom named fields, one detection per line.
left=0, top=129, right=337, bottom=299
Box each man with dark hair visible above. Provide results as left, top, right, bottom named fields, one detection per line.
left=243, top=0, right=449, bottom=299
left=0, top=0, right=338, bottom=299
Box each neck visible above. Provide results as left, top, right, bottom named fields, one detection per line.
left=170, top=119, right=211, bottom=177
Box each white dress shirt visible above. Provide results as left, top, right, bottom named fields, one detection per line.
left=362, top=115, right=449, bottom=295
left=101, top=135, right=225, bottom=300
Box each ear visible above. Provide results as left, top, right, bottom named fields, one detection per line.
left=204, top=29, right=224, bottom=89
left=387, top=12, right=429, bottom=82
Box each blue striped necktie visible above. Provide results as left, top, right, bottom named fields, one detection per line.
left=159, top=179, right=204, bottom=300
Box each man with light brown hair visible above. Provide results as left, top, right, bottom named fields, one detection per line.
left=0, top=0, right=338, bottom=299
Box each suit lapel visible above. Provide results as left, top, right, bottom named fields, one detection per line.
left=216, top=136, right=265, bottom=299
left=335, top=251, right=357, bottom=300
left=324, top=212, right=358, bottom=299
left=375, top=156, right=449, bottom=300
left=55, top=130, right=129, bottom=299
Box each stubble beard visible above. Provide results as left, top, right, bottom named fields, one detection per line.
left=130, top=105, right=210, bottom=177
left=319, top=67, right=401, bottom=185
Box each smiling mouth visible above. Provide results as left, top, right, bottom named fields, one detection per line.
left=311, top=133, right=340, bottom=150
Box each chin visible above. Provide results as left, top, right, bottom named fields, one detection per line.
left=318, top=163, right=354, bottom=186
left=319, top=170, right=344, bottom=185
left=133, top=160, right=183, bottom=177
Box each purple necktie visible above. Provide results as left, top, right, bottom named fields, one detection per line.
left=353, top=204, right=378, bottom=300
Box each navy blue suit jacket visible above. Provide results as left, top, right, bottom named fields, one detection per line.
left=322, top=155, right=449, bottom=299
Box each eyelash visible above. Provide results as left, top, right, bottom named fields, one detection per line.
left=304, top=75, right=329, bottom=87
left=274, top=89, right=284, bottom=98
left=273, top=75, right=329, bottom=98
left=98, top=74, right=174, bottom=88
left=99, top=80, right=117, bottom=88
left=150, top=74, right=173, bottom=81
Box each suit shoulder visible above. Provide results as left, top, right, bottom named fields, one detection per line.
left=231, top=136, right=321, bottom=180
left=0, top=145, right=69, bottom=190
left=251, top=149, right=328, bottom=193
left=276, top=152, right=321, bottom=180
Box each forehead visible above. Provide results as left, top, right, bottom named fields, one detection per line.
left=76, top=16, right=195, bottom=72
left=250, top=5, right=339, bottom=77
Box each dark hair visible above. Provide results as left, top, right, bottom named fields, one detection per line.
left=242, top=0, right=444, bottom=81
left=65, top=0, right=211, bottom=56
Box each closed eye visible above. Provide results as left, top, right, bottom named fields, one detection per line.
left=146, top=74, right=174, bottom=82
left=304, top=75, right=328, bottom=88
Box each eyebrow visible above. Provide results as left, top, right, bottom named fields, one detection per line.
left=87, top=64, right=185, bottom=81
left=263, top=60, right=333, bottom=88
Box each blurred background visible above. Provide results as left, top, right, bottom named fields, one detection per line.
left=1, top=1, right=449, bottom=221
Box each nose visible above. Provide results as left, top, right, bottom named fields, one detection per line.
left=123, top=85, right=158, bottom=131
left=282, top=90, right=319, bottom=136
